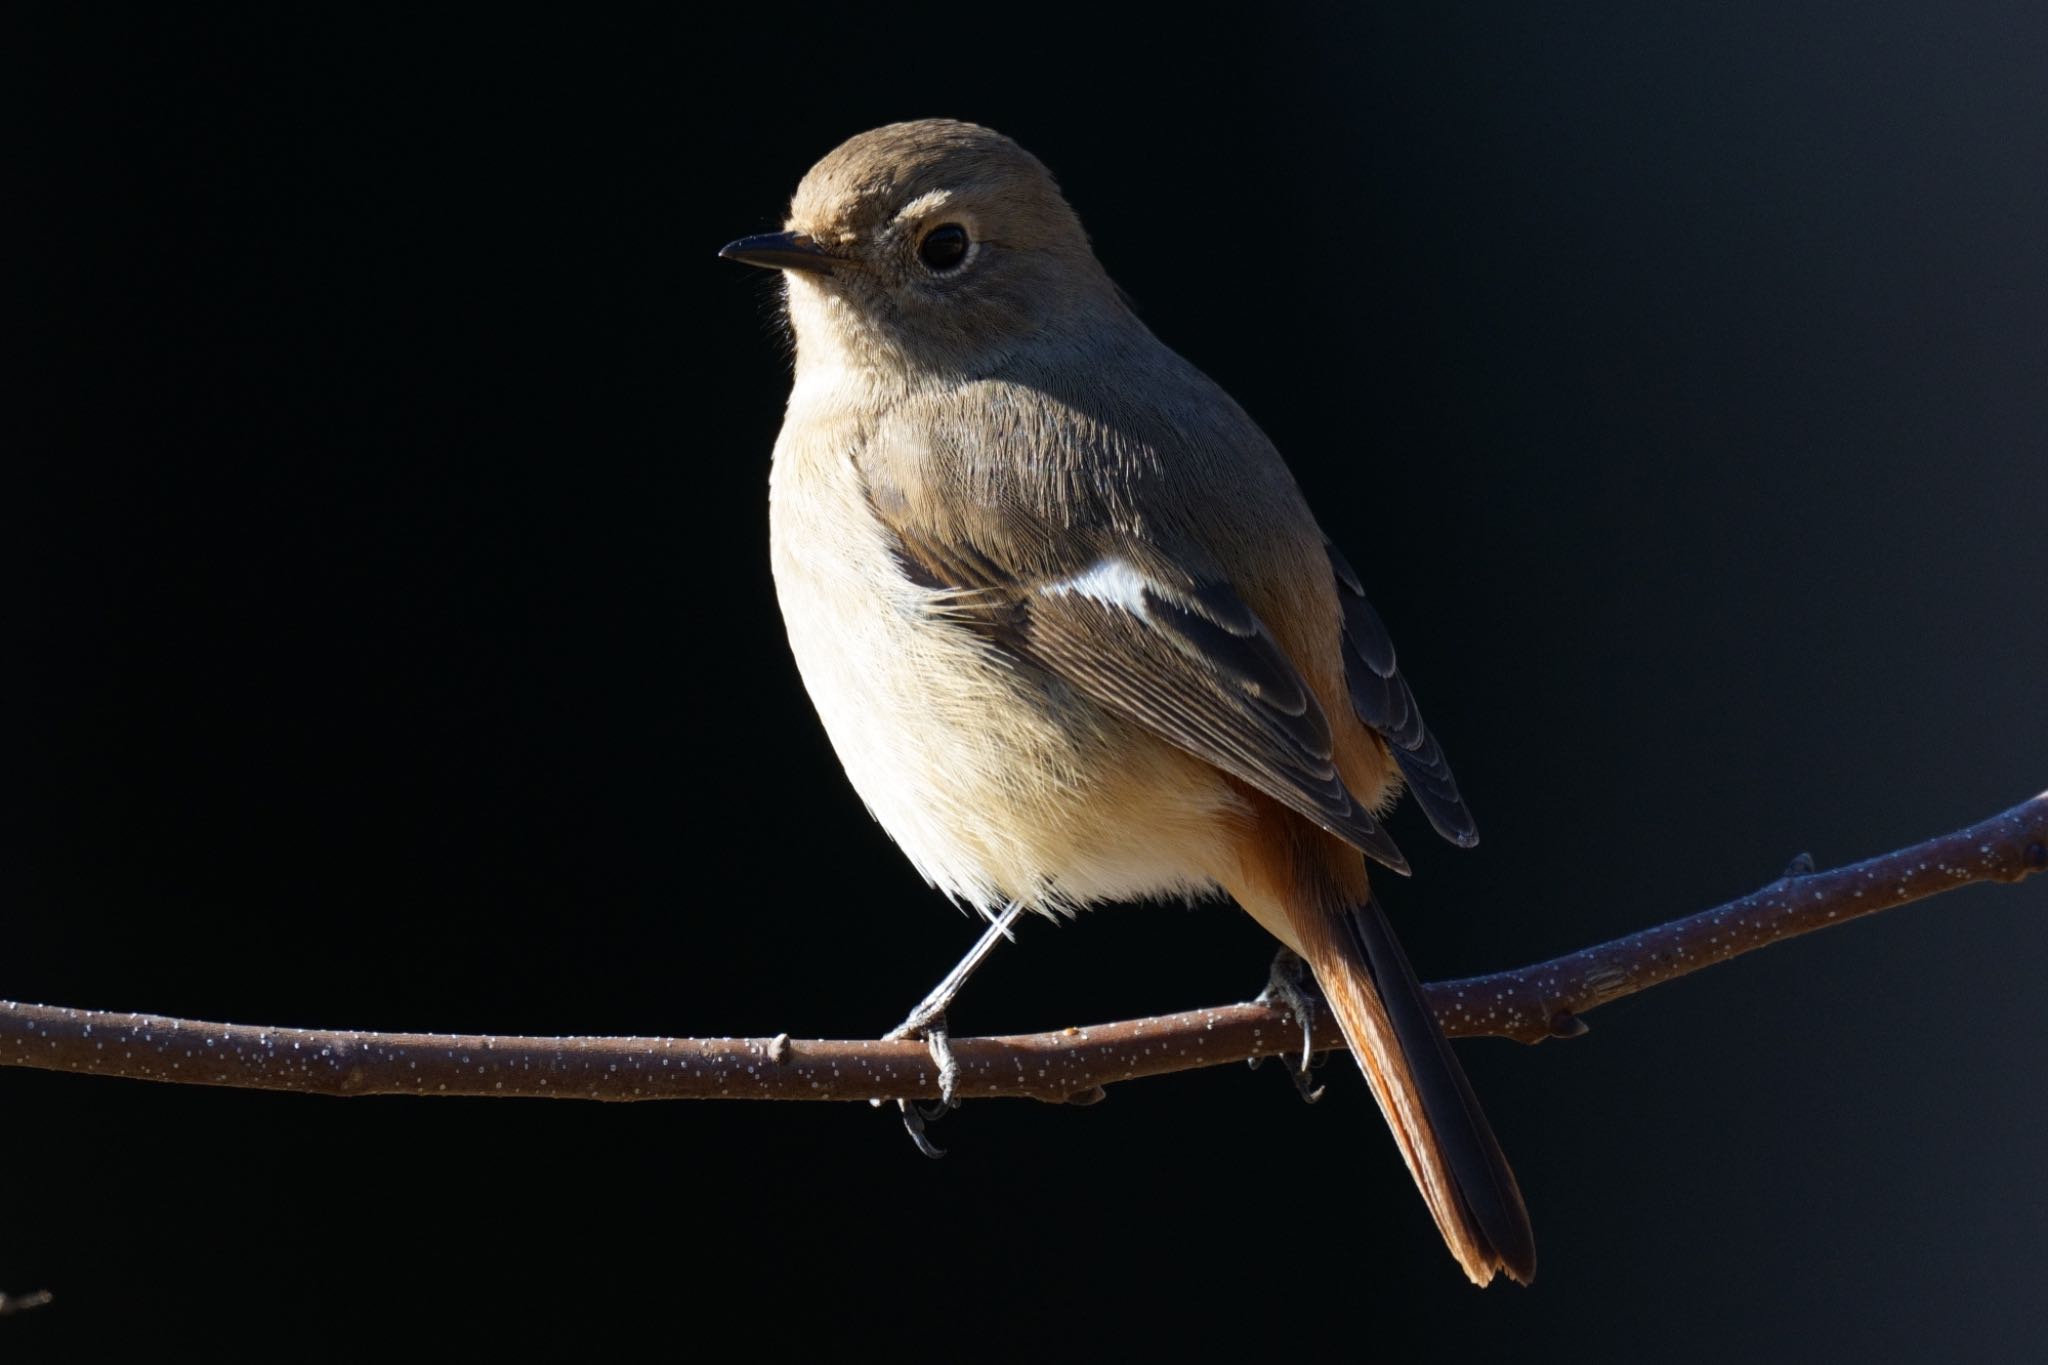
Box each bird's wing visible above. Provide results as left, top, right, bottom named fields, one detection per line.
left=880, top=511, right=1411, bottom=874
left=1325, top=542, right=1478, bottom=848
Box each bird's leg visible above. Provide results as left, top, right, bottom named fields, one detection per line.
left=1253, top=945, right=1328, bottom=1104
left=887, top=899, right=1026, bottom=1044
left=881, top=900, right=1028, bottom=1155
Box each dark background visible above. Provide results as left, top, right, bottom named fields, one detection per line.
left=10, top=4, right=2047, bottom=1357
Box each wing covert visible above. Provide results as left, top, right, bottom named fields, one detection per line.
left=880, top=503, right=1411, bottom=873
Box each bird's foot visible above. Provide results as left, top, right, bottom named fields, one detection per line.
left=1253, top=946, right=1328, bottom=1104
left=871, top=900, right=1028, bottom=1157
left=885, top=999, right=962, bottom=1109
left=882, top=1007, right=961, bottom=1158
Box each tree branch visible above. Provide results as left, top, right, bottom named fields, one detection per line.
left=5, top=792, right=2042, bottom=1105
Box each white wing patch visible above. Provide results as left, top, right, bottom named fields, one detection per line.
left=1041, top=558, right=1154, bottom=615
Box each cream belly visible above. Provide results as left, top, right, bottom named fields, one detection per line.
left=767, top=424, right=1244, bottom=920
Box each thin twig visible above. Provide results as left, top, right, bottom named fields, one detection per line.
left=4, top=792, right=2041, bottom=1104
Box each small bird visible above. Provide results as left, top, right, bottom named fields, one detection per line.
left=721, top=119, right=1534, bottom=1286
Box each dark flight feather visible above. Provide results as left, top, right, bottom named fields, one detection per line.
left=1326, top=543, right=1479, bottom=849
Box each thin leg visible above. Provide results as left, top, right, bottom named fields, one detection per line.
left=886, top=899, right=1028, bottom=1043
left=882, top=900, right=1028, bottom=1156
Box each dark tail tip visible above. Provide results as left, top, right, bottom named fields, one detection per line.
left=1348, top=896, right=1537, bottom=1286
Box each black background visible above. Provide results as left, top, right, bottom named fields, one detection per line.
left=11, top=4, right=2048, bottom=1357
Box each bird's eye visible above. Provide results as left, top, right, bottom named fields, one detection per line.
left=918, top=223, right=970, bottom=273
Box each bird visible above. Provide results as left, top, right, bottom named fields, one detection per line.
left=719, top=118, right=1535, bottom=1286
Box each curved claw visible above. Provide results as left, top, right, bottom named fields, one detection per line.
left=897, top=1099, right=947, bottom=1159
left=879, top=900, right=1028, bottom=1158
left=1255, top=946, right=1329, bottom=1103
left=885, top=1011, right=960, bottom=1157
left=1255, top=946, right=1321, bottom=1071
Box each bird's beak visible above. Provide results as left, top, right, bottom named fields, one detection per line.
left=718, top=231, right=837, bottom=276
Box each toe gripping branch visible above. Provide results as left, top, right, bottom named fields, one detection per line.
left=882, top=1010, right=961, bottom=1159
left=1252, top=947, right=1330, bottom=1104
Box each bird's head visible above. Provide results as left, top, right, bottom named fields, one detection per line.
left=721, top=119, right=1117, bottom=377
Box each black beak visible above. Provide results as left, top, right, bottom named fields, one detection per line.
left=718, top=231, right=836, bottom=275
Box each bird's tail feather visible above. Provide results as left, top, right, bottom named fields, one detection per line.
left=1286, top=893, right=1537, bottom=1286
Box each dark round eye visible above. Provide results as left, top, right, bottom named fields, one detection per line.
left=918, top=223, right=970, bottom=272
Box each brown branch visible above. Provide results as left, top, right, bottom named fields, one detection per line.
left=5, top=792, right=2042, bottom=1104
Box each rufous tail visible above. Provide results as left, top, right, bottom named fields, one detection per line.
left=1287, top=892, right=1537, bottom=1286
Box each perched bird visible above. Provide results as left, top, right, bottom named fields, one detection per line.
left=721, top=119, right=1534, bottom=1286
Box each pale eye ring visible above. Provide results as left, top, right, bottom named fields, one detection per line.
left=918, top=223, right=971, bottom=272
